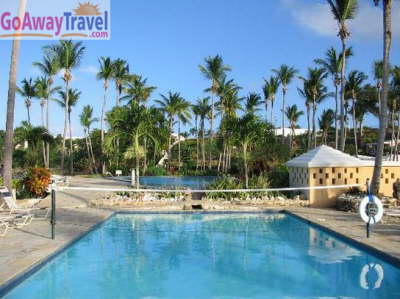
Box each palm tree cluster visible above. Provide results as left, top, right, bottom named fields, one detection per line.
left=1, top=0, right=396, bottom=195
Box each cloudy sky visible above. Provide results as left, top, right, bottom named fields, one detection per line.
left=0, top=0, right=398, bottom=136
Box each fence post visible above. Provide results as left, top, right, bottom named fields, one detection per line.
left=51, top=181, right=56, bottom=240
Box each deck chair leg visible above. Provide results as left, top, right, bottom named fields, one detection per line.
left=0, top=222, right=9, bottom=237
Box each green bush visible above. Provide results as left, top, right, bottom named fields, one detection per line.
left=145, top=165, right=168, bottom=176
left=268, top=165, right=289, bottom=188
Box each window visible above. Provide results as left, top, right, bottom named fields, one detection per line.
left=350, top=173, right=353, bottom=179
left=356, top=178, right=359, bottom=184
left=325, top=173, right=329, bottom=179
left=345, top=169, right=348, bottom=174
left=345, top=178, right=348, bottom=185
left=319, top=169, right=323, bottom=174
left=385, top=179, right=389, bottom=184
left=319, top=179, right=323, bottom=185
left=381, top=174, right=384, bottom=179
left=313, top=173, right=317, bottom=179
left=332, top=179, right=336, bottom=184
left=392, top=173, right=395, bottom=179
left=332, top=168, right=336, bottom=173
left=385, top=169, right=389, bottom=174
left=338, top=173, right=342, bottom=179
left=356, top=168, right=359, bottom=174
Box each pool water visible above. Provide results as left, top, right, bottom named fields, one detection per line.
left=4, top=213, right=400, bottom=298
left=117, top=176, right=216, bottom=189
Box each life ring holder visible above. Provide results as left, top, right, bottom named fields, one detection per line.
left=359, top=263, right=384, bottom=290
left=359, top=195, right=384, bottom=225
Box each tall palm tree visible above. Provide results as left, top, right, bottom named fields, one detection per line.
left=46, top=40, right=85, bottom=175
left=262, top=76, right=280, bottom=124
left=111, top=58, right=129, bottom=106
left=191, top=104, right=201, bottom=169
left=34, top=77, right=60, bottom=168
left=373, top=60, right=384, bottom=114
left=17, top=78, right=36, bottom=124
left=80, top=105, right=98, bottom=173
left=121, top=75, right=156, bottom=105
left=174, top=97, right=192, bottom=171
left=199, top=55, right=231, bottom=169
left=156, top=92, right=182, bottom=166
left=97, top=56, right=113, bottom=175
left=272, top=65, right=298, bottom=141
left=56, top=89, right=81, bottom=175
left=345, top=70, right=368, bottom=157
left=319, top=109, right=335, bottom=145
left=326, top=0, right=358, bottom=151
left=195, top=97, right=211, bottom=170
left=371, top=0, right=393, bottom=194
left=3, top=0, right=27, bottom=190
left=285, top=105, right=304, bottom=150
left=315, top=47, right=353, bottom=148
left=299, top=68, right=329, bottom=148
left=297, top=84, right=313, bottom=149
left=33, top=54, right=60, bottom=167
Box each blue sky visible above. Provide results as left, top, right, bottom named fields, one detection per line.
left=0, top=0, right=399, bottom=137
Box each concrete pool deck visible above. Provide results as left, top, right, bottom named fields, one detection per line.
left=0, top=176, right=399, bottom=291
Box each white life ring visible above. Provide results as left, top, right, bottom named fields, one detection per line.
left=359, top=196, right=384, bottom=224
left=360, top=263, right=384, bottom=290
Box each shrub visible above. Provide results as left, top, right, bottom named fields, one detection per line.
left=23, top=167, right=51, bottom=198
left=268, top=165, right=289, bottom=188
left=145, top=165, right=168, bottom=176
left=206, top=175, right=244, bottom=200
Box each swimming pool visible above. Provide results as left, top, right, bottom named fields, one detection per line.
left=115, top=176, right=216, bottom=189
left=2, top=213, right=400, bottom=298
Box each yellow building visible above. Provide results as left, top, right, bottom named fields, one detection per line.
left=286, top=145, right=400, bottom=208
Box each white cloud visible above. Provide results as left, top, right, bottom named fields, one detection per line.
left=78, top=65, right=98, bottom=75
left=281, top=0, right=400, bottom=40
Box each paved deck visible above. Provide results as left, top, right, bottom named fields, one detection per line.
left=0, top=176, right=399, bottom=292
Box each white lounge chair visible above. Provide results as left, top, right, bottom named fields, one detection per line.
left=0, top=188, right=50, bottom=219
left=0, top=213, right=34, bottom=237
left=0, top=218, right=9, bottom=237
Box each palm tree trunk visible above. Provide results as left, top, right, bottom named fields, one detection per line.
left=390, top=109, right=395, bottom=160
left=306, top=105, right=311, bottom=149
left=178, top=120, right=181, bottom=172
left=312, top=99, right=317, bottom=148
left=339, top=38, right=347, bottom=152
left=143, top=138, right=148, bottom=174
left=68, top=111, right=73, bottom=175
left=395, top=113, right=400, bottom=161
left=88, top=132, right=97, bottom=173
left=61, top=79, right=69, bottom=175
left=46, top=97, right=50, bottom=168
left=334, top=82, right=339, bottom=149
left=270, top=100, right=274, bottom=127
left=135, top=134, right=140, bottom=189
left=3, top=0, right=26, bottom=189
left=26, top=102, right=31, bottom=124
left=201, top=120, right=205, bottom=170
left=84, top=131, right=93, bottom=174
left=282, top=88, right=286, bottom=142
left=209, top=93, right=215, bottom=170
left=372, top=0, right=392, bottom=195
left=100, top=84, right=108, bottom=175
left=195, top=116, right=199, bottom=170
left=352, top=99, right=358, bottom=157
left=243, top=144, right=249, bottom=189
left=167, top=116, right=173, bottom=167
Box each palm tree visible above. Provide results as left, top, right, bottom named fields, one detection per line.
left=3, top=0, right=27, bottom=190
left=244, top=93, right=262, bottom=115
left=297, top=84, right=313, bottom=149
left=191, top=105, right=201, bottom=169
left=299, top=68, right=329, bottom=148
left=195, top=97, right=211, bottom=170
left=121, top=75, right=156, bottom=105
left=319, top=109, right=335, bottom=145
left=315, top=47, right=353, bottom=148
left=156, top=92, right=182, bottom=166
left=174, top=97, right=192, bottom=171
left=111, top=58, right=129, bottom=106
left=373, top=60, right=384, bottom=114
left=33, top=54, right=60, bottom=167
left=46, top=40, right=85, bottom=175
left=17, top=78, right=36, bottom=124
left=285, top=105, right=304, bottom=150
left=96, top=56, right=113, bottom=175
left=272, top=65, right=298, bottom=141
left=371, top=0, right=393, bottom=194
left=56, top=89, right=81, bottom=175
left=262, top=76, right=280, bottom=124
left=199, top=55, right=231, bottom=169
left=233, top=114, right=264, bottom=188
left=326, top=0, right=358, bottom=151
left=80, top=105, right=98, bottom=173
left=345, top=70, right=368, bottom=157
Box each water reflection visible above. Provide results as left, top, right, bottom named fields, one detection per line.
left=360, top=263, right=384, bottom=290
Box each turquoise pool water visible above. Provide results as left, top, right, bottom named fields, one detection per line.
left=3, top=213, right=400, bottom=298
left=117, top=176, right=216, bottom=189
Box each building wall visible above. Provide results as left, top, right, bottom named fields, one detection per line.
left=289, top=166, right=400, bottom=208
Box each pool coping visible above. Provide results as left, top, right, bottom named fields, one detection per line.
left=1, top=209, right=399, bottom=297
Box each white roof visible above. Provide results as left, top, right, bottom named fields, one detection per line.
left=274, top=128, right=308, bottom=137
left=286, top=145, right=369, bottom=168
